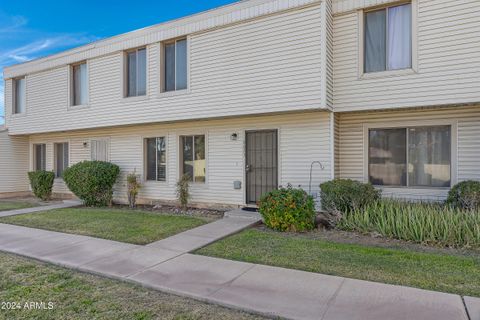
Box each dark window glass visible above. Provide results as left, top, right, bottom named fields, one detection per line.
left=369, top=128, right=406, bottom=186
left=34, top=144, right=46, bottom=171
left=176, top=39, right=187, bottom=90
left=146, top=137, right=166, bottom=181
left=181, top=135, right=205, bottom=183
left=55, top=143, right=69, bottom=178
left=164, top=39, right=187, bottom=92
left=364, top=4, right=412, bottom=73
left=408, top=126, right=451, bottom=187
left=165, top=43, right=176, bottom=92
left=127, top=48, right=146, bottom=97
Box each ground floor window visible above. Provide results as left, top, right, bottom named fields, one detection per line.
left=145, top=137, right=166, bottom=181
left=91, top=139, right=110, bottom=162
left=54, top=142, right=69, bottom=178
left=34, top=144, right=46, bottom=171
left=180, top=135, right=205, bottom=183
left=369, top=125, right=451, bottom=188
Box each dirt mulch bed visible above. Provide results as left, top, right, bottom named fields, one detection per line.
left=112, top=203, right=226, bottom=220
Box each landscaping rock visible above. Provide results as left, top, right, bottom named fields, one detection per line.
left=315, top=210, right=342, bottom=229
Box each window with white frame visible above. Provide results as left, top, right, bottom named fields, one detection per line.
left=72, top=62, right=88, bottom=106
left=126, top=47, right=147, bottom=97
left=145, top=137, right=166, bottom=181
left=13, top=77, right=26, bottom=114
left=163, top=38, right=187, bottom=92
left=91, top=139, right=110, bottom=162
left=364, top=3, right=412, bottom=73
left=54, top=142, right=69, bottom=178
left=368, top=126, right=451, bottom=188
left=34, top=144, right=46, bottom=171
left=180, top=135, right=205, bottom=183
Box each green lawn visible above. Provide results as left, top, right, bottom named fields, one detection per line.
left=0, top=252, right=263, bottom=320
left=0, top=201, right=34, bottom=212
left=0, top=208, right=209, bottom=245
left=197, top=229, right=480, bottom=297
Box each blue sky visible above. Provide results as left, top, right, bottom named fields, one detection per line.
left=0, top=0, right=238, bottom=124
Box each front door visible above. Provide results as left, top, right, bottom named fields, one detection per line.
left=245, top=130, right=278, bottom=204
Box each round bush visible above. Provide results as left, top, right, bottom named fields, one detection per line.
left=259, top=185, right=315, bottom=232
left=320, top=179, right=381, bottom=213
left=28, top=171, right=55, bottom=201
left=63, top=161, right=120, bottom=207
left=446, top=180, right=480, bottom=210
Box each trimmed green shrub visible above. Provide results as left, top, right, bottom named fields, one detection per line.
left=28, top=171, right=55, bottom=201
left=320, top=179, right=381, bottom=213
left=446, top=180, right=480, bottom=210
left=339, top=199, right=480, bottom=248
left=259, top=185, right=315, bottom=232
left=63, top=161, right=120, bottom=207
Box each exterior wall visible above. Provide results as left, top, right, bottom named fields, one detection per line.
left=0, top=129, right=29, bottom=195
left=337, top=105, right=480, bottom=200
left=333, top=0, right=480, bottom=112
left=5, top=2, right=330, bottom=136
left=29, top=111, right=332, bottom=206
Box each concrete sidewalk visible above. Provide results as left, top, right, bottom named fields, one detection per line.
left=0, top=213, right=477, bottom=320
left=0, top=200, right=82, bottom=217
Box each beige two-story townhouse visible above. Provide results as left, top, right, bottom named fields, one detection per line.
left=1, top=0, right=479, bottom=206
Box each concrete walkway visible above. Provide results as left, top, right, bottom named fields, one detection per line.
left=0, top=200, right=82, bottom=217
left=0, top=210, right=477, bottom=320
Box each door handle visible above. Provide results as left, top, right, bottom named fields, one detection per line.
left=246, top=164, right=251, bottom=172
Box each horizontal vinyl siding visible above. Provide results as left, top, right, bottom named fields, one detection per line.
left=7, top=4, right=326, bottom=135
left=4, top=0, right=320, bottom=78
left=333, top=0, right=480, bottom=112
left=0, top=130, right=29, bottom=193
left=338, top=105, right=480, bottom=201
left=29, top=112, right=332, bottom=206
left=333, top=0, right=402, bottom=14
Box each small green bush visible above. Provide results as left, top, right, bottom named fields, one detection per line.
left=259, top=185, right=315, bottom=232
left=63, top=161, right=120, bottom=207
left=28, top=171, right=55, bottom=201
left=339, top=200, right=480, bottom=248
left=320, top=179, right=381, bottom=213
left=446, top=180, right=480, bottom=210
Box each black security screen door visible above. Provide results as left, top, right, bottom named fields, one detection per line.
left=246, top=130, right=278, bottom=204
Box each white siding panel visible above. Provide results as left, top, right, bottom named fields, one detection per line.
left=333, top=0, right=403, bottom=14
left=8, top=5, right=326, bottom=135
left=4, top=0, right=321, bottom=79
left=333, top=0, right=480, bottom=112
left=0, top=130, right=29, bottom=193
left=28, top=112, right=332, bottom=206
left=338, top=106, right=480, bottom=201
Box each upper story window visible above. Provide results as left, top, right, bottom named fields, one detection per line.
left=364, top=3, right=412, bottom=73
left=13, top=77, right=26, bottom=114
left=126, top=47, right=147, bottom=97
left=163, top=39, right=187, bottom=92
left=368, top=125, right=451, bottom=188
left=72, top=62, right=88, bottom=106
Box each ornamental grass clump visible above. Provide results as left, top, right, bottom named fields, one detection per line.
left=259, top=185, right=315, bottom=232
left=339, top=199, right=480, bottom=248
